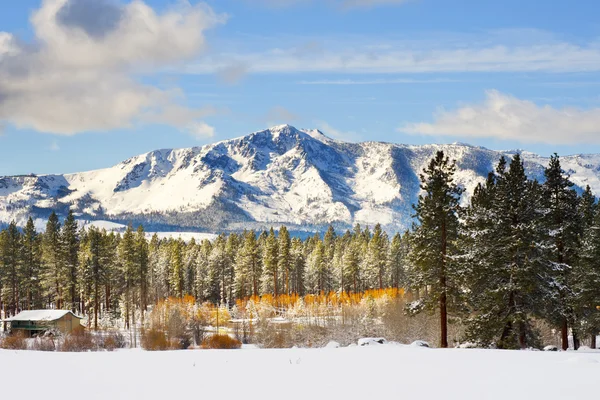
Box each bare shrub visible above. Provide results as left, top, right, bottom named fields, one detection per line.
left=31, top=336, right=56, bottom=351
left=201, top=334, right=241, bottom=349
left=253, top=320, right=293, bottom=348
left=60, top=329, right=97, bottom=352
left=143, top=297, right=211, bottom=350
left=0, top=331, right=27, bottom=350
left=290, top=324, right=331, bottom=348
left=98, top=331, right=126, bottom=351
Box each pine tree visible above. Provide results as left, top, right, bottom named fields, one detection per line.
left=307, top=240, right=326, bottom=293
left=224, top=233, right=239, bottom=304
left=79, top=226, right=109, bottom=329
left=206, top=234, right=230, bottom=303
left=579, top=185, right=596, bottom=231
left=195, top=239, right=212, bottom=301
left=235, top=231, right=261, bottom=298
left=184, top=238, right=199, bottom=298
left=388, top=232, right=408, bottom=289
left=261, top=228, right=279, bottom=296
left=136, top=226, right=149, bottom=318
left=364, top=223, right=388, bottom=289
left=119, top=225, right=137, bottom=329
left=42, top=212, right=62, bottom=308
left=574, top=193, right=600, bottom=349
left=323, top=225, right=337, bottom=289
left=278, top=226, right=292, bottom=295
left=408, top=151, right=463, bottom=348
left=21, top=217, right=43, bottom=310
left=170, top=238, right=185, bottom=299
left=1, top=221, right=22, bottom=316
left=148, top=233, right=161, bottom=303
left=543, top=154, right=581, bottom=350
left=290, top=237, right=305, bottom=295
left=343, top=234, right=361, bottom=293
left=462, top=155, right=549, bottom=348
left=62, top=210, right=80, bottom=312
left=103, top=232, right=120, bottom=312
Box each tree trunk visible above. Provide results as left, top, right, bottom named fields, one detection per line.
left=94, top=284, right=99, bottom=331
left=440, top=289, right=448, bottom=348
left=518, top=321, right=527, bottom=349
left=561, top=318, right=569, bottom=351
left=591, top=333, right=597, bottom=349
left=499, top=321, right=512, bottom=349
left=440, top=220, right=448, bottom=349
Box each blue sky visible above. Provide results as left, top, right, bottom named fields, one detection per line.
left=1, top=0, right=600, bottom=175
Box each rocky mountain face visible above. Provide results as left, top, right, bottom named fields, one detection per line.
left=2, top=125, right=600, bottom=233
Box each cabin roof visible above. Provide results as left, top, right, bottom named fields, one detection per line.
left=4, top=310, right=82, bottom=322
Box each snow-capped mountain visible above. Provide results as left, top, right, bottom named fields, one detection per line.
left=3, top=125, right=600, bottom=233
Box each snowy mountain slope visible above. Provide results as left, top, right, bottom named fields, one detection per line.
left=2, top=125, right=600, bottom=233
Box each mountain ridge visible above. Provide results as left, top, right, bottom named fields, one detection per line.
left=2, top=125, right=600, bottom=233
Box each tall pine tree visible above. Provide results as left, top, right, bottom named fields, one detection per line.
left=408, top=151, right=463, bottom=348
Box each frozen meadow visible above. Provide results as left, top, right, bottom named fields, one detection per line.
left=1, top=344, right=599, bottom=400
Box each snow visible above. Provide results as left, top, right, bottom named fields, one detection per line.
left=5, top=125, right=600, bottom=232
left=145, top=232, right=218, bottom=242
left=357, top=337, right=387, bottom=346
left=78, top=220, right=128, bottom=231
left=4, top=310, right=81, bottom=322
left=1, top=345, right=599, bottom=399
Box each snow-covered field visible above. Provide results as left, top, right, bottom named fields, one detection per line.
left=1, top=344, right=598, bottom=399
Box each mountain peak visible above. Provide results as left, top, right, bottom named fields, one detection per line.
left=3, top=126, right=599, bottom=234
left=269, top=124, right=297, bottom=131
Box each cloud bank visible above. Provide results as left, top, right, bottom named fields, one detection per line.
left=400, top=90, right=600, bottom=145
left=188, top=32, right=600, bottom=75
left=0, top=0, right=224, bottom=136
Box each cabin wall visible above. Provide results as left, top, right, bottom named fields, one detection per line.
left=56, top=315, right=82, bottom=334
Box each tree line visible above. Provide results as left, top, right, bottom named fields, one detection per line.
left=1, top=151, right=599, bottom=350
left=0, top=212, right=409, bottom=331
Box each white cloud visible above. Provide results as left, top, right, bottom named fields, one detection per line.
left=265, top=106, right=299, bottom=125
left=186, top=121, right=215, bottom=139
left=0, top=0, right=224, bottom=136
left=217, top=63, right=249, bottom=84
left=400, top=90, right=600, bottom=145
left=188, top=33, right=600, bottom=74
left=50, top=140, right=60, bottom=151
left=315, top=121, right=361, bottom=142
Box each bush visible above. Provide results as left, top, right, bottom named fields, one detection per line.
left=201, top=334, right=242, bottom=349
left=99, top=331, right=126, bottom=351
left=0, top=331, right=27, bottom=350
left=60, top=329, right=96, bottom=352
left=141, top=328, right=173, bottom=351
left=31, top=337, right=56, bottom=351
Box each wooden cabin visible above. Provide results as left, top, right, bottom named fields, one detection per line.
left=4, top=310, right=83, bottom=337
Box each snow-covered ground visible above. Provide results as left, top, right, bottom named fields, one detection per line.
left=1, top=344, right=598, bottom=399
left=144, top=231, right=218, bottom=242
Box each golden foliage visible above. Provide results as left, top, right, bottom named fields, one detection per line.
left=0, top=331, right=28, bottom=350
left=141, top=328, right=174, bottom=351
left=201, top=334, right=241, bottom=349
